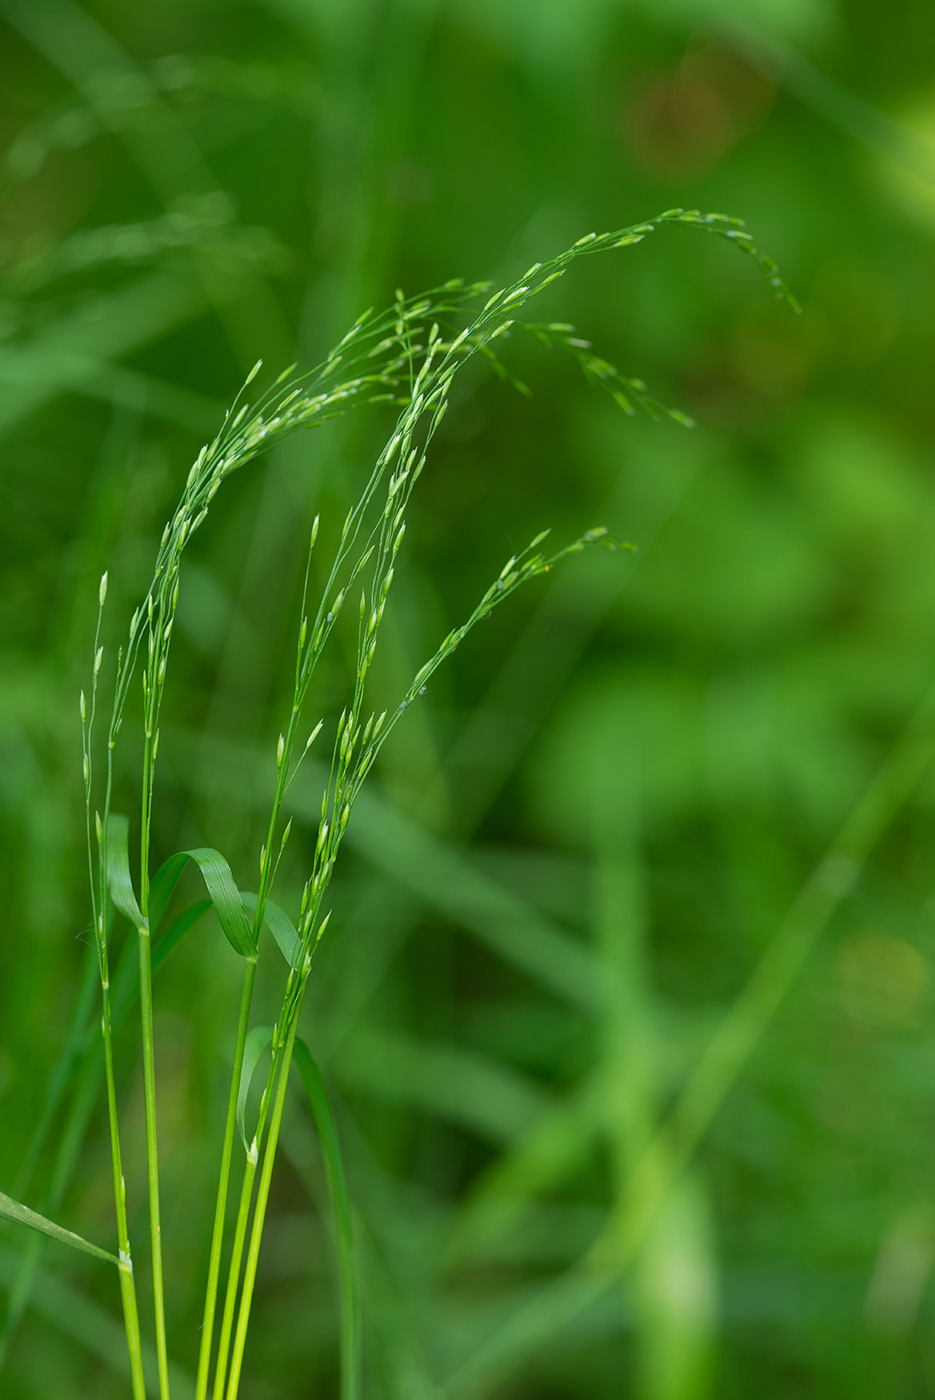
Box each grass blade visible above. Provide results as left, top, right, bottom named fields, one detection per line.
left=109, top=831, right=256, bottom=957
left=180, top=849, right=256, bottom=958
left=236, top=1027, right=273, bottom=1154
left=0, top=1190, right=119, bottom=1268
left=105, top=813, right=144, bottom=930
left=240, top=892, right=301, bottom=965
left=149, top=851, right=195, bottom=934
left=140, top=846, right=257, bottom=958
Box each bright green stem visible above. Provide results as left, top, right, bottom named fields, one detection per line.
left=211, top=1143, right=258, bottom=1400
left=213, top=1024, right=292, bottom=1399
left=205, top=743, right=296, bottom=1395
left=118, top=1260, right=148, bottom=1400
left=196, top=957, right=258, bottom=1400
left=101, top=987, right=146, bottom=1400
left=225, top=1012, right=302, bottom=1400
left=212, top=1009, right=296, bottom=1397
left=138, top=921, right=171, bottom=1400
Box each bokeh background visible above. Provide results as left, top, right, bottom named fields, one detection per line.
left=2, top=0, right=935, bottom=1396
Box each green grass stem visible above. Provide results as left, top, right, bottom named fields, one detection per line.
left=103, top=996, right=147, bottom=1400
left=137, top=915, right=171, bottom=1400
left=224, top=1008, right=303, bottom=1400
left=195, top=958, right=257, bottom=1400
left=210, top=1139, right=258, bottom=1400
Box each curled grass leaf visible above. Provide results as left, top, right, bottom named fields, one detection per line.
left=241, top=892, right=301, bottom=966
left=148, top=846, right=255, bottom=958
left=104, top=814, right=143, bottom=931
left=236, top=1026, right=273, bottom=1154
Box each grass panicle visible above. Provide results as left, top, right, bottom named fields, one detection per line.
left=7, top=210, right=792, bottom=1400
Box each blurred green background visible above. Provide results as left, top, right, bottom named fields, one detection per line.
left=3, top=0, right=935, bottom=1396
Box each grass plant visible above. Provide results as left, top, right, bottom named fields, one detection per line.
left=0, top=210, right=793, bottom=1398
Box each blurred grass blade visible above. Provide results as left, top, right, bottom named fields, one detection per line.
left=0, top=1190, right=119, bottom=1267
left=2, top=898, right=208, bottom=1364
left=591, top=783, right=717, bottom=1398
left=449, top=682, right=935, bottom=1398
left=0, top=953, right=100, bottom=1368
left=444, top=1078, right=604, bottom=1268
left=0, top=1242, right=194, bottom=1394
left=0, top=270, right=213, bottom=437
left=11, top=948, right=98, bottom=1200
left=294, top=1041, right=360, bottom=1400
left=635, top=1176, right=716, bottom=1400
left=0, top=1043, right=113, bottom=1368
left=347, top=794, right=599, bottom=1007
left=152, top=899, right=212, bottom=975
left=610, top=678, right=935, bottom=1268
left=336, top=1026, right=548, bottom=1146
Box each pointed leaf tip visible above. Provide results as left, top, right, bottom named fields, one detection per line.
left=0, top=1190, right=120, bottom=1267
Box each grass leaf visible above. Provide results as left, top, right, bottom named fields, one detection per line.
left=237, top=1026, right=274, bottom=1153
left=241, top=892, right=301, bottom=965
left=105, top=814, right=144, bottom=930
left=161, top=848, right=256, bottom=958
left=0, top=1190, right=119, bottom=1268
left=149, top=851, right=195, bottom=933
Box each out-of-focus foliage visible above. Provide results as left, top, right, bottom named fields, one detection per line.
left=2, top=0, right=935, bottom=1396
